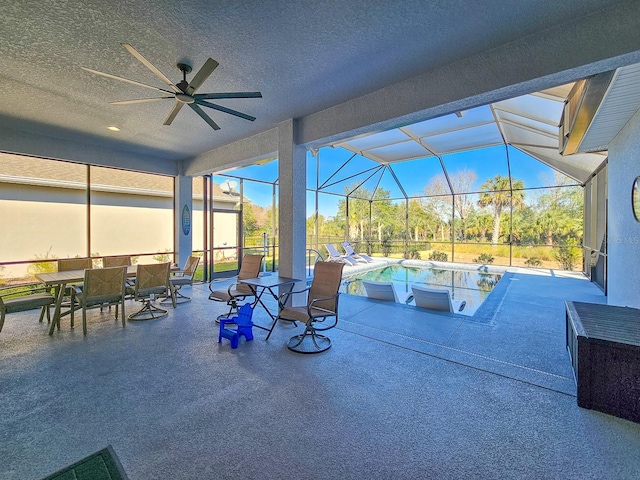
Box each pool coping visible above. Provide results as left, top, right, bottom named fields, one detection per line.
left=341, top=257, right=513, bottom=279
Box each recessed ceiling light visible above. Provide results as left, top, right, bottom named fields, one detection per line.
left=107, top=126, right=120, bottom=131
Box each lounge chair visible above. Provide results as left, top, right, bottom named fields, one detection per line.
left=362, top=280, right=399, bottom=302
left=324, top=244, right=357, bottom=266
left=410, top=285, right=466, bottom=312
left=273, top=261, right=344, bottom=353
left=362, top=280, right=414, bottom=304
left=342, top=242, right=374, bottom=263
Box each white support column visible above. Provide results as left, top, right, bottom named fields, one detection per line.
left=174, top=175, right=193, bottom=269
left=278, top=119, right=307, bottom=301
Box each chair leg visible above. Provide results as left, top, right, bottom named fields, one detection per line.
left=82, top=308, right=87, bottom=336
left=0, top=311, right=5, bottom=333
left=119, top=300, right=126, bottom=327
left=39, top=306, right=46, bottom=323
left=128, top=299, right=168, bottom=321
left=287, top=325, right=332, bottom=354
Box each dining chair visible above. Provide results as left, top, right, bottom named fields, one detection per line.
left=160, top=255, right=200, bottom=305
left=273, top=261, right=344, bottom=353
left=208, top=253, right=264, bottom=321
left=57, top=257, right=93, bottom=327
left=73, top=266, right=127, bottom=335
left=102, top=256, right=132, bottom=267
left=127, top=262, right=174, bottom=321
left=0, top=285, right=55, bottom=334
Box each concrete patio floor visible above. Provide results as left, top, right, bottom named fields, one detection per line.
left=1, top=268, right=639, bottom=479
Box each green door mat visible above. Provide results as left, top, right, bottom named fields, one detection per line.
left=41, top=445, right=129, bottom=480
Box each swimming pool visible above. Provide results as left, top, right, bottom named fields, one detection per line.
left=342, top=264, right=502, bottom=316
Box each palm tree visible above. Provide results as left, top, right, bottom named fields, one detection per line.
left=477, top=175, right=525, bottom=244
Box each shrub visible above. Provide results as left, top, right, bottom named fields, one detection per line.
left=473, top=253, right=494, bottom=264
left=554, top=240, right=581, bottom=270
left=381, top=238, right=392, bottom=257
left=27, top=247, right=58, bottom=275
left=153, top=249, right=172, bottom=263
left=525, top=257, right=542, bottom=267
left=428, top=250, right=448, bottom=262
left=405, top=246, right=421, bottom=259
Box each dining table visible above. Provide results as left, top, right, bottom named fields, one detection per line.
left=36, top=265, right=139, bottom=335
left=238, top=275, right=301, bottom=340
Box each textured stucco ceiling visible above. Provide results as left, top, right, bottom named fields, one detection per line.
left=0, top=0, right=629, bottom=163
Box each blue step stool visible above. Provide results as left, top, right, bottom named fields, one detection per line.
left=218, top=303, right=254, bottom=349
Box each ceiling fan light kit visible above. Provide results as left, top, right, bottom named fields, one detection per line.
left=81, top=44, right=262, bottom=131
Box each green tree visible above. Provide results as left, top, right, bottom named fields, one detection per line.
left=466, top=210, right=493, bottom=242
left=477, top=175, right=525, bottom=244
left=243, top=202, right=258, bottom=236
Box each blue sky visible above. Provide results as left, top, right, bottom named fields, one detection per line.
left=217, top=144, right=574, bottom=218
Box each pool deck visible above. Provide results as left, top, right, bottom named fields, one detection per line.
left=1, top=266, right=639, bottom=479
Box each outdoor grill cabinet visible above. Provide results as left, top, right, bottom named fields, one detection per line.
left=565, top=301, right=640, bottom=423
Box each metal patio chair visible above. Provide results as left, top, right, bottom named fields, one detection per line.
left=208, top=254, right=264, bottom=321
left=274, top=261, right=344, bottom=354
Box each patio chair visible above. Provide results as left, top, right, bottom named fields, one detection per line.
left=342, top=241, right=374, bottom=263
left=127, top=262, right=174, bottom=321
left=274, top=261, right=344, bottom=353
left=73, top=266, right=127, bottom=335
left=102, top=256, right=134, bottom=304
left=410, top=285, right=466, bottom=312
left=0, top=285, right=55, bottom=333
left=161, top=255, right=200, bottom=305
left=102, top=255, right=132, bottom=267
left=324, top=244, right=357, bottom=266
left=208, top=254, right=264, bottom=321
left=57, top=257, right=93, bottom=327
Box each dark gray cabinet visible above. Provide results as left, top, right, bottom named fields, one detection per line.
left=565, top=301, right=640, bottom=423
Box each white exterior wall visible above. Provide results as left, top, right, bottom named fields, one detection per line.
left=0, top=181, right=237, bottom=281
left=607, top=107, right=640, bottom=307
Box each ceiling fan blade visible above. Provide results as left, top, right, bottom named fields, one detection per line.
left=189, top=103, right=220, bottom=130
left=195, top=92, right=262, bottom=100
left=81, top=67, right=174, bottom=94
left=121, top=43, right=181, bottom=93
left=196, top=99, right=256, bottom=121
left=110, top=97, right=174, bottom=105
left=186, top=58, right=219, bottom=95
left=163, top=102, right=185, bottom=125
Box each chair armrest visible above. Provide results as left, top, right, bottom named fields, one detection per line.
left=308, top=294, right=339, bottom=317
left=209, top=276, right=239, bottom=293
left=277, top=286, right=311, bottom=309
left=220, top=317, right=237, bottom=328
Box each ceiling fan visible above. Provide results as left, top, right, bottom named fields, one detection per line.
left=81, top=43, right=262, bottom=131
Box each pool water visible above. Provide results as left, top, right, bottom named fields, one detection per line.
left=342, top=264, right=502, bottom=316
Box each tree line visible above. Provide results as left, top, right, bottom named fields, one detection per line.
left=306, top=171, right=582, bottom=247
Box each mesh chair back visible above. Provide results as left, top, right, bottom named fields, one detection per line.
left=182, top=256, right=200, bottom=277
left=103, top=256, right=132, bottom=267
left=308, top=261, right=344, bottom=312
left=58, top=258, right=92, bottom=271
left=236, top=254, right=264, bottom=294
